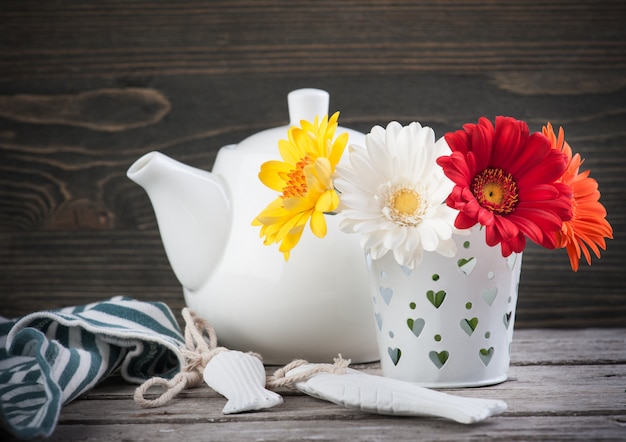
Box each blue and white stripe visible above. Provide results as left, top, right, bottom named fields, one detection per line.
left=0, top=297, right=185, bottom=440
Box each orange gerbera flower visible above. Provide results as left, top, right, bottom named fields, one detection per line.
left=542, top=123, right=613, bottom=271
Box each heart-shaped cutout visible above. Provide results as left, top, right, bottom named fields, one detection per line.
left=388, top=347, right=401, bottom=366
left=503, top=312, right=512, bottom=329
left=429, top=350, right=449, bottom=369
left=375, top=312, right=383, bottom=331
left=460, top=317, right=479, bottom=336
left=506, top=253, right=518, bottom=270
left=479, top=347, right=494, bottom=366
left=407, top=317, right=425, bottom=337
left=426, top=290, right=446, bottom=308
left=380, top=286, right=393, bottom=305
left=482, top=287, right=498, bottom=306
left=401, top=265, right=413, bottom=276
left=457, top=257, right=477, bottom=276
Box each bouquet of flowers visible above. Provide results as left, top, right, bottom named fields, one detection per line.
left=253, top=113, right=612, bottom=272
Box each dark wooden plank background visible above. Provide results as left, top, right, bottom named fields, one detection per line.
left=1, top=0, right=625, bottom=327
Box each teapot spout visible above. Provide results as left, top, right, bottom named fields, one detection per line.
left=127, top=151, right=231, bottom=292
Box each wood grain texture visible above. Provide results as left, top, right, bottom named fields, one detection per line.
left=0, top=328, right=624, bottom=441
left=30, top=418, right=626, bottom=442
left=0, top=0, right=625, bottom=327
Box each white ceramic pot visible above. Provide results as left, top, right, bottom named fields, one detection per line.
left=367, top=225, right=522, bottom=387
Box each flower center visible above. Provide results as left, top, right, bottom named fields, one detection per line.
left=471, top=168, right=518, bottom=214
left=393, top=189, right=420, bottom=215
left=282, top=155, right=312, bottom=198
left=384, top=186, right=425, bottom=226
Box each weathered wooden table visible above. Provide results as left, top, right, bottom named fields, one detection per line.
left=2, top=328, right=622, bottom=441
left=1, top=1, right=625, bottom=440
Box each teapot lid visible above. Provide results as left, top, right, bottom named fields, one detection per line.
left=234, top=88, right=364, bottom=152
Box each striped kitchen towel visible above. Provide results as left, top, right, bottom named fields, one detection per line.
left=0, top=296, right=186, bottom=440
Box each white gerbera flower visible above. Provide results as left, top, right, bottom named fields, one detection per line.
left=335, top=121, right=461, bottom=269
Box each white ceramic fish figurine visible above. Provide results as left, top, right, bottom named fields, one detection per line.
left=285, top=364, right=507, bottom=424
left=203, top=351, right=283, bottom=414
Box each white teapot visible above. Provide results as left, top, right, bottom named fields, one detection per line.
left=127, top=89, right=378, bottom=364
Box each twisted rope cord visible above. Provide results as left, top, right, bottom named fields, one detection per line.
left=134, top=307, right=351, bottom=408
left=267, top=354, right=351, bottom=389
left=134, top=307, right=228, bottom=408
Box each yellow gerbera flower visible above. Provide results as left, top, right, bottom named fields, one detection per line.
left=253, top=112, right=348, bottom=260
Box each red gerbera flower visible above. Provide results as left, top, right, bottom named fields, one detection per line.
left=436, top=116, right=573, bottom=256
left=542, top=123, right=613, bottom=271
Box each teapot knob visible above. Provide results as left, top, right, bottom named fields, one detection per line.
left=288, top=88, right=330, bottom=126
